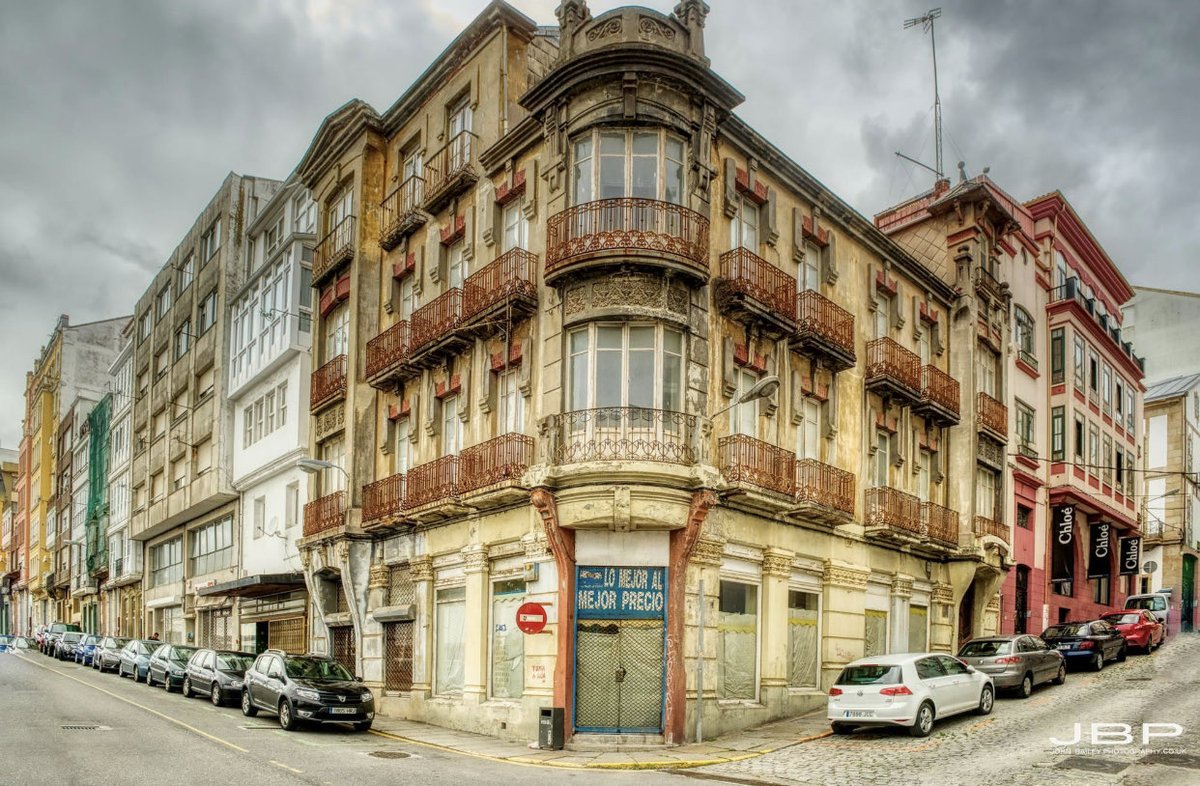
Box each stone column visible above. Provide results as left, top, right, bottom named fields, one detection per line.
left=930, top=583, right=955, bottom=652
left=760, top=548, right=793, bottom=704
left=687, top=535, right=723, bottom=741
left=409, top=556, right=434, bottom=702
left=364, top=562, right=389, bottom=690
left=461, top=544, right=490, bottom=705
left=889, top=575, right=914, bottom=653
left=820, top=560, right=870, bottom=689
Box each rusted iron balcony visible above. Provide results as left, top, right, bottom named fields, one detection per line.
left=977, top=392, right=1008, bottom=440
left=404, top=455, right=459, bottom=509
left=865, top=486, right=923, bottom=540
left=379, top=176, right=426, bottom=250
left=922, top=501, right=960, bottom=548
left=409, top=289, right=465, bottom=363
left=792, top=290, right=856, bottom=371
left=423, top=131, right=476, bottom=213
left=865, top=338, right=922, bottom=403
left=310, top=354, right=348, bottom=412
left=365, top=321, right=412, bottom=389
left=303, top=490, right=346, bottom=538
left=461, top=248, right=538, bottom=330
left=976, top=266, right=1005, bottom=302
left=545, top=198, right=710, bottom=286
left=794, top=458, right=856, bottom=522
left=914, top=364, right=961, bottom=426
left=362, top=473, right=406, bottom=525
left=718, top=434, right=796, bottom=496
left=313, top=215, right=356, bottom=285
left=715, top=248, right=797, bottom=337
left=458, top=433, right=535, bottom=494
left=548, top=407, right=697, bottom=466
left=973, top=515, right=1009, bottom=543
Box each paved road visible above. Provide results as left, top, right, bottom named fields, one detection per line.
left=694, top=634, right=1200, bottom=786
left=0, top=652, right=696, bottom=786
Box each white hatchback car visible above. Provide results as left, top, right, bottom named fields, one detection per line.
left=828, top=653, right=994, bottom=737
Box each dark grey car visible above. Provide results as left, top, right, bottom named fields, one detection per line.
left=94, top=636, right=131, bottom=672
left=957, top=635, right=1066, bottom=697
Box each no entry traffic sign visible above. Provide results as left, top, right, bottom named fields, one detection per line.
left=516, top=602, right=548, bottom=634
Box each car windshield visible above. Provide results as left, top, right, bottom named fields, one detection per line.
left=217, top=654, right=253, bottom=672
left=1126, top=597, right=1166, bottom=611
left=959, top=640, right=1012, bottom=657
left=1044, top=624, right=1090, bottom=637
left=16, top=638, right=33, bottom=648
left=111, top=638, right=130, bottom=648
left=83, top=636, right=100, bottom=645
left=62, top=633, right=83, bottom=642
left=170, top=646, right=197, bottom=663
left=284, top=657, right=355, bottom=681
left=0, top=635, right=11, bottom=644
left=836, top=664, right=901, bottom=685
left=1104, top=613, right=1142, bottom=625
left=138, top=640, right=160, bottom=651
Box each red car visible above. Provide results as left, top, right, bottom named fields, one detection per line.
left=1101, top=610, right=1164, bottom=653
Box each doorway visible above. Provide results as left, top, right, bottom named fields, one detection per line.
left=958, top=583, right=975, bottom=646
left=1183, top=555, right=1196, bottom=633
left=575, top=619, right=664, bottom=732
left=1014, top=566, right=1030, bottom=634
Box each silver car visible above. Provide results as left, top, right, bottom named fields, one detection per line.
left=957, top=635, right=1065, bottom=698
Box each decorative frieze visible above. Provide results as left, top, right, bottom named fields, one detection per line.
left=761, top=549, right=793, bottom=578
left=562, top=272, right=690, bottom=323
left=314, top=403, right=346, bottom=441
left=931, top=584, right=955, bottom=605
left=822, top=561, right=870, bottom=590
left=408, top=556, right=434, bottom=583
left=690, top=536, right=724, bottom=567
left=368, top=563, right=390, bottom=590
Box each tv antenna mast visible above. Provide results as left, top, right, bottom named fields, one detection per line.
left=897, top=8, right=944, bottom=182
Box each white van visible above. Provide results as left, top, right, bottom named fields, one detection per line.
left=1124, top=591, right=1173, bottom=635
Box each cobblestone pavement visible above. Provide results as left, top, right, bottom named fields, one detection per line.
left=692, top=634, right=1200, bottom=786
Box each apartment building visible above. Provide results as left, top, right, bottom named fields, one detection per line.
left=61, top=392, right=101, bottom=629
left=0, top=448, right=17, bottom=634
left=1122, top=286, right=1200, bottom=381
left=1140, top=373, right=1200, bottom=632
left=18, top=315, right=127, bottom=632
left=5, top=438, right=28, bottom=634
left=292, top=0, right=1013, bottom=745
left=194, top=176, right=315, bottom=653
left=102, top=328, right=143, bottom=637
left=129, top=174, right=280, bottom=644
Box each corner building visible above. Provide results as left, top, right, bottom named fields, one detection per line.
left=297, top=0, right=1006, bottom=746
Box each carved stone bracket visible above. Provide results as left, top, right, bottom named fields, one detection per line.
left=931, top=584, right=955, bottom=605
left=368, top=563, right=390, bottom=590
left=761, top=548, right=793, bottom=578
left=409, top=556, right=434, bottom=583
left=822, top=560, right=870, bottom=590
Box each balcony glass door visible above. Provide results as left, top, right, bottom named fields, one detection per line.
left=448, top=100, right=472, bottom=170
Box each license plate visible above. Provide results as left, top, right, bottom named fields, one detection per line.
left=329, top=707, right=357, bottom=715
left=844, top=710, right=875, bottom=718
left=1057, top=643, right=1072, bottom=650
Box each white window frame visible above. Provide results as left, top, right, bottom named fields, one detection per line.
left=571, top=128, right=686, bottom=206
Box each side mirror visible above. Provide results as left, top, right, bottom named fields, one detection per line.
left=965, top=665, right=977, bottom=674
left=355, top=675, right=363, bottom=682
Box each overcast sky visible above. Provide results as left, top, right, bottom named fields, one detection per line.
left=1, top=0, right=1197, bottom=447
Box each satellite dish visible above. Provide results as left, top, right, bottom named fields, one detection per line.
left=1142, top=560, right=1158, bottom=574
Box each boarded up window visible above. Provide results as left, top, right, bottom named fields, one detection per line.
left=491, top=579, right=525, bottom=699
left=717, top=581, right=758, bottom=700
left=908, top=606, right=929, bottom=653
left=787, top=591, right=819, bottom=688
left=435, top=587, right=466, bottom=695
left=863, top=610, right=888, bottom=658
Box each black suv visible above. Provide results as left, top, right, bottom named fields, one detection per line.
left=241, top=651, right=375, bottom=731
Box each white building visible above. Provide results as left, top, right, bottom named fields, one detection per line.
left=197, top=176, right=315, bottom=654
left=1122, top=286, right=1200, bottom=382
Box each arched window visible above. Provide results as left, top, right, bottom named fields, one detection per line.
left=1014, top=306, right=1035, bottom=362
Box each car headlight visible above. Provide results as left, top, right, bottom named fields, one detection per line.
left=295, top=688, right=320, bottom=701
left=231, top=680, right=243, bottom=689
left=361, top=691, right=374, bottom=702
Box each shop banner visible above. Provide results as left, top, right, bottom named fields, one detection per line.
left=1088, top=521, right=1113, bottom=579
left=1051, top=504, right=1076, bottom=583
left=576, top=566, right=666, bottom=619
left=1119, top=536, right=1141, bottom=576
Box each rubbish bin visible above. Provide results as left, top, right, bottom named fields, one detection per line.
left=538, top=707, right=564, bottom=750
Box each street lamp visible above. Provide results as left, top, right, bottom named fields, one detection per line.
left=297, top=458, right=350, bottom=495
left=708, top=375, right=781, bottom=420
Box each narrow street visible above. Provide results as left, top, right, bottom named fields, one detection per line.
left=0, top=653, right=691, bottom=786
left=694, top=634, right=1200, bottom=786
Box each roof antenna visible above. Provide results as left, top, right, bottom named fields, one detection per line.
left=896, top=8, right=944, bottom=184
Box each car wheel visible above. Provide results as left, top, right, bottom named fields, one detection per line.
left=1018, top=673, right=1034, bottom=699
left=210, top=684, right=222, bottom=706
left=1092, top=652, right=1104, bottom=672
left=241, top=691, right=258, bottom=717
left=975, top=685, right=994, bottom=716
left=1116, top=644, right=1127, bottom=663
left=1051, top=663, right=1067, bottom=685
left=182, top=678, right=193, bottom=698
left=909, top=702, right=935, bottom=737
left=353, top=721, right=372, bottom=732
left=278, top=700, right=298, bottom=731
left=164, top=675, right=173, bottom=692
left=831, top=722, right=855, bottom=735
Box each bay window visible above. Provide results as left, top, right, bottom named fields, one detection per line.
left=571, top=129, right=686, bottom=206
left=567, top=323, right=684, bottom=413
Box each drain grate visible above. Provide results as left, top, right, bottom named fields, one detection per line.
left=1126, top=677, right=1153, bottom=681
left=1055, top=756, right=1129, bottom=774
left=61, top=724, right=106, bottom=731
left=1139, top=752, right=1200, bottom=770
left=369, top=751, right=412, bottom=760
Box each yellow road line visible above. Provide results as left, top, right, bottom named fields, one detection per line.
left=23, top=658, right=249, bottom=754
left=270, top=760, right=303, bottom=774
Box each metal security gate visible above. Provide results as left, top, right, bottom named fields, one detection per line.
left=331, top=626, right=356, bottom=674
left=383, top=621, right=414, bottom=692
left=575, top=619, right=664, bottom=731
left=199, top=609, right=233, bottom=650
left=267, top=617, right=307, bottom=654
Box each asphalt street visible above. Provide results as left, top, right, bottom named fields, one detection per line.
left=0, top=652, right=697, bottom=786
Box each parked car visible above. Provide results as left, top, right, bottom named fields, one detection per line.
left=147, top=644, right=198, bottom=691
left=183, top=649, right=255, bottom=706
left=93, top=636, right=131, bottom=673
left=34, top=625, right=47, bottom=651
left=1041, top=620, right=1126, bottom=670
left=1101, top=610, right=1165, bottom=653
left=53, top=631, right=86, bottom=661
left=957, top=635, right=1066, bottom=697
left=242, top=650, right=375, bottom=731
left=1125, top=592, right=1172, bottom=633
left=42, top=622, right=82, bottom=655
left=828, top=653, right=994, bottom=737
left=74, top=635, right=102, bottom=665
left=117, top=639, right=162, bottom=681
left=4, top=637, right=36, bottom=654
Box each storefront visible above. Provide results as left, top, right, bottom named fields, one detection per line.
left=197, top=573, right=308, bottom=655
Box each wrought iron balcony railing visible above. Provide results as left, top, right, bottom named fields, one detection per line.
left=718, top=434, right=795, bottom=496
left=793, top=290, right=856, bottom=371
left=365, top=321, right=412, bottom=385
left=303, top=490, right=345, bottom=538
left=379, top=176, right=426, bottom=250
left=404, top=455, right=459, bottom=509
left=458, top=433, right=535, bottom=493
left=410, top=289, right=464, bottom=354
left=865, top=486, right=923, bottom=538
left=313, top=215, right=356, bottom=284
left=794, top=458, right=856, bottom=517
left=547, top=407, right=697, bottom=466
left=545, top=198, right=709, bottom=283
left=977, top=392, right=1008, bottom=439
left=310, top=354, right=348, bottom=411
left=865, top=337, right=922, bottom=400
left=716, top=248, right=797, bottom=328
left=973, top=515, right=1009, bottom=542
left=922, top=501, right=960, bottom=547
left=423, top=131, right=476, bottom=212
left=915, top=364, right=961, bottom=425
left=362, top=473, right=406, bottom=524
left=461, top=248, right=538, bottom=321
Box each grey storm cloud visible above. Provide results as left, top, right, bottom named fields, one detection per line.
left=1, top=0, right=1198, bottom=446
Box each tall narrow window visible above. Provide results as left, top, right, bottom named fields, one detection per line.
left=320, top=437, right=346, bottom=493
left=787, top=591, right=819, bottom=688
left=731, top=369, right=759, bottom=437
left=1102, top=364, right=1112, bottom=414
left=797, top=397, right=820, bottom=460
left=717, top=581, right=758, bottom=700
left=498, top=369, right=524, bottom=434
left=799, top=242, right=820, bottom=292
left=1051, top=406, right=1065, bottom=461
left=325, top=305, right=349, bottom=362
left=1102, top=435, right=1112, bottom=485
left=490, top=578, right=525, bottom=699
left=447, top=97, right=472, bottom=170
left=730, top=195, right=759, bottom=250
left=874, top=431, right=890, bottom=488
left=435, top=587, right=466, bottom=696
left=442, top=395, right=462, bottom=456
left=1016, top=401, right=1036, bottom=456
left=178, top=253, right=194, bottom=293
left=1014, top=306, right=1035, bottom=363
left=976, top=466, right=997, bottom=520
left=501, top=200, right=528, bottom=252
left=1050, top=327, right=1065, bottom=385
left=447, top=240, right=466, bottom=289
left=917, top=450, right=932, bottom=502
left=1088, top=424, right=1100, bottom=473
left=976, top=347, right=998, bottom=397
left=394, top=419, right=411, bottom=475
left=1073, top=335, right=1085, bottom=389
left=1074, top=412, right=1085, bottom=461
